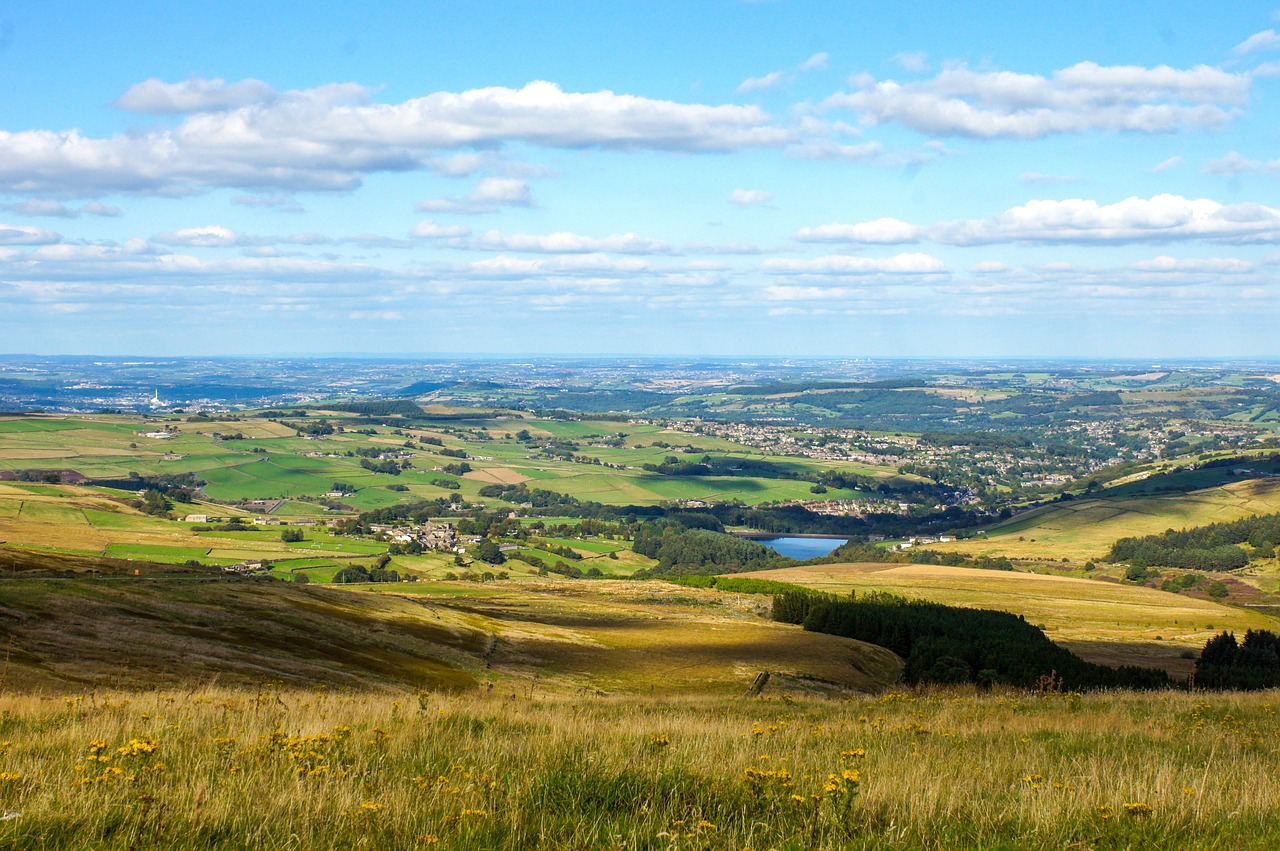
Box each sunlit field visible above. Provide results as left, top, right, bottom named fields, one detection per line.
left=0, top=687, right=1278, bottom=849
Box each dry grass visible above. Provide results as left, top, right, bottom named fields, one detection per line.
left=739, top=562, right=1280, bottom=677
left=0, top=686, right=1278, bottom=848
left=936, top=478, right=1280, bottom=561
left=0, top=577, right=901, bottom=697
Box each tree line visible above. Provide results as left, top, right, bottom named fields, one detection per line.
left=1107, top=511, right=1280, bottom=570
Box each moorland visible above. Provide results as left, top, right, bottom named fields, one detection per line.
left=3, top=358, right=1280, bottom=847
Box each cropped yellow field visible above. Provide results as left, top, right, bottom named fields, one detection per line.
left=938, top=477, right=1280, bottom=561
left=738, top=562, right=1280, bottom=676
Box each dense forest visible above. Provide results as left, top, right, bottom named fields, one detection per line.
left=1107, top=511, right=1280, bottom=570
left=773, top=589, right=1171, bottom=690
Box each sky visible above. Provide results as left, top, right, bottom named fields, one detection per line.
left=2, top=1, right=1280, bottom=358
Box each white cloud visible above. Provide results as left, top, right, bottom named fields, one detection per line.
left=81, top=201, right=122, bottom=217
left=784, top=139, right=882, bottom=161
left=823, top=62, right=1249, bottom=139
left=1151, top=155, right=1183, bottom=172
left=799, top=194, right=1280, bottom=245
left=412, top=220, right=472, bottom=239
left=1233, top=29, right=1280, bottom=55
left=970, top=261, right=1009, bottom=273
left=1128, top=256, right=1255, bottom=274
left=893, top=51, right=929, bottom=72
left=462, top=230, right=673, bottom=254
left=1204, top=151, right=1279, bottom=175
left=932, top=195, right=1280, bottom=245
left=797, top=218, right=922, bottom=244
left=0, top=224, right=61, bottom=245
left=763, top=252, right=946, bottom=275
left=2, top=199, right=77, bottom=218
left=737, top=71, right=785, bottom=93
left=800, top=52, right=829, bottom=72
left=153, top=225, right=240, bottom=247
left=114, top=77, right=277, bottom=114
left=730, top=188, right=773, bottom=207
left=416, top=177, right=532, bottom=214
left=0, top=79, right=791, bottom=196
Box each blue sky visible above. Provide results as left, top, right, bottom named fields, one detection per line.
left=2, top=1, right=1280, bottom=357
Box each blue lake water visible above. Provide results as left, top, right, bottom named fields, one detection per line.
left=755, top=536, right=848, bottom=560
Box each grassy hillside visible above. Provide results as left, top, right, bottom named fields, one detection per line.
left=1, top=687, right=1278, bottom=849
left=737, top=562, right=1280, bottom=677
left=0, top=577, right=901, bottom=696
left=937, top=477, right=1280, bottom=561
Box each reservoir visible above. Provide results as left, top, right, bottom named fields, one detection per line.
left=755, top=536, right=849, bottom=560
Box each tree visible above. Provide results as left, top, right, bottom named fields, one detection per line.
left=140, top=488, right=171, bottom=516
left=281, top=529, right=304, bottom=543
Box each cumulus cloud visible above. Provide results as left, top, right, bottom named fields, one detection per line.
left=2, top=199, right=77, bottom=218
left=416, top=177, right=532, bottom=214
left=797, top=218, right=922, bottom=244
left=763, top=252, right=946, bottom=275
left=822, top=62, right=1249, bottom=139
left=0, top=79, right=791, bottom=196
left=1233, top=29, right=1280, bottom=55
left=0, top=224, right=62, bottom=245
left=153, top=225, right=240, bottom=247
left=730, top=188, right=773, bottom=207
left=796, top=195, right=1280, bottom=245
left=114, top=77, right=278, bottom=114
left=82, top=201, right=122, bottom=217
left=738, top=71, right=785, bottom=93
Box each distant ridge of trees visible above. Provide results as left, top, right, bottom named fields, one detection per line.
left=728, top=378, right=929, bottom=395
left=316, top=399, right=425, bottom=417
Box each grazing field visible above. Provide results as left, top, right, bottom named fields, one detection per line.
left=0, top=413, right=903, bottom=514
left=738, top=562, right=1280, bottom=677
left=1, top=687, right=1279, bottom=849
left=935, top=477, right=1280, bottom=561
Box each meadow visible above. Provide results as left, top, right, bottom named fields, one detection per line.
left=0, top=686, right=1278, bottom=849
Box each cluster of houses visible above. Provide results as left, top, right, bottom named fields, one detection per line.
left=368, top=521, right=460, bottom=552
left=892, top=535, right=958, bottom=551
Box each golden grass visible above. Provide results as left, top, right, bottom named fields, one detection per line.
left=0, top=686, right=1278, bottom=848
left=738, top=562, right=1280, bottom=677
left=936, top=478, right=1280, bottom=561
left=0, top=577, right=901, bottom=697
